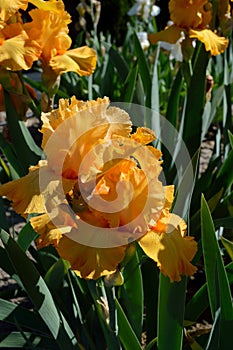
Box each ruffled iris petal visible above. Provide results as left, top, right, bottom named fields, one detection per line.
left=0, top=161, right=75, bottom=215
left=40, top=97, right=132, bottom=178
left=0, top=0, right=27, bottom=22
left=56, top=235, right=126, bottom=279
left=30, top=211, right=126, bottom=279
left=189, top=28, right=229, bottom=55
left=138, top=214, right=197, bottom=282
left=0, top=23, right=41, bottom=71
left=49, top=46, right=97, bottom=76
left=30, top=213, right=63, bottom=248
left=29, top=0, right=68, bottom=17
left=149, top=0, right=228, bottom=57
left=24, top=9, right=71, bottom=63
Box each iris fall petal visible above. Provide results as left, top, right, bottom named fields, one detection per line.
left=189, top=28, right=229, bottom=55
left=49, top=46, right=97, bottom=76
left=138, top=214, right=197, bottom=282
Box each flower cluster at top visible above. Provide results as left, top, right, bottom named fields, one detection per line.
left=0, top=96, right=198, bottom=283
left=0, top=0, right=97, bottom=101
left=149, top=0, right=232, bottom=57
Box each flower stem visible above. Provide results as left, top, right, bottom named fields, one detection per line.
left=105, top=286, right=121, bottom=348
left=17, top=71, right=41, bottom=119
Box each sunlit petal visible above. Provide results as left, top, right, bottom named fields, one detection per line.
left=131, top=127, right=155, bottom=145
left=40, top=97, right=132, bottom=179
left=149, top=25, right=184, bottom=45
left=0, top=0, right=27, bottom=22
left=41, top=96, right=111, bottom=147
left=29, top=0, right=69, bottom=19
left=56, top=235, right=126, bottom=279
left=30, top=207, right=126, bottom=279
left=49, top=46, right=97, bottom=76
left=30, top=213, right=63, bottom=248
left=189, top=28, right=229, bottom=55
left=138, top=214, right=197, bottom=282
left=0, top=164, right=46, bottom=215
left=0, top=161, right=75, bottom=215
left=24, top=9, right=71, bottom=62
left=169, top=0, right=212, bottom=28
left=0, top=23, right=41, bottom=71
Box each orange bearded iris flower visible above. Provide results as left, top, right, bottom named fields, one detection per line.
left=23, top=7, right=97, bottom=82
left=0, top=0, right=96, bottom=88
left=0, top=0, right=27, bottom=23
left=0, top=22, right=41, bottom=71
left=0, top=97, right=197, bottom=282
left=149, top=0, right=229, bottom=56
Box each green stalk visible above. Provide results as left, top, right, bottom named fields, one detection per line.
left=17, top=71, right=41, bottom=119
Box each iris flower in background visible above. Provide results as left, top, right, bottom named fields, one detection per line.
left=137, top=32, right=150, bottom=50
left=159, top=27, right=185, bottom=61
left=0, top=0, right=97, bottom=105
left=0, top=0, right=28, bottom=23
left=0, top=96, right=197, bottom=282
left=0, top=22, right=41, bottom=71
left=218, top=0, right=233, bottom=36
left=128, top=0, right=160, bottom=22
left=23, top=6, right=96, bottom=89
left=149, top=0, right=230, bottom=57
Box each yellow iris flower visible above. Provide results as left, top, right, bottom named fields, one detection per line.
left=0, top=22, right=41, bottom=71
left=0, top=0, right=96, bottom=82
left=0, top=0, right=27, bottom=23
left=0, top=0, right=70, bottom=24
left=149, top=0, right=229, bottom=56
left=23, top=6, right=96, bottom=80
left=0, top=97, right=197, bottom=282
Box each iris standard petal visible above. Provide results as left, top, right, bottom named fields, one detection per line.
left=29, top=0, right=69, bottom=20
left=169, top=0, right=211, bottom=29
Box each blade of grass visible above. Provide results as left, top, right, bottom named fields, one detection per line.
left=185, top=262, right=233, bottom=321
left=0, top=134, right=25, bottom=178
left=0, top=229, right=79, bottom=349
left=119, top=250, right=143, bottom=340
left=221, top=236, right=233, bottom=261
left=201, top=195, right=233, bottom=349
left=158, top=275, right=187, bottom=349
left=115, top=298, right=142, bottom=350
left=133, top=31, right=152, bottom=108
left=182, top=44, right=209, bottom=157
left=141, top=258, right=159, bottom=344
left=122, top=64, right=138, bottom=103
left=165, top=68, right=183, bottom=128
left=87, top=280, right=120, bottom=350
left=0, top=298, right=48, bottom=335
left=0, top=332, right=41, bottom=348
left=105, top=43, right=129, bottom=82
left=17, top=222, right=38, bottom=252
left=3, top=90, right=41, bottom=174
